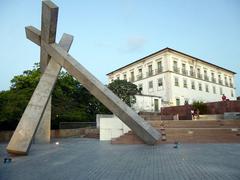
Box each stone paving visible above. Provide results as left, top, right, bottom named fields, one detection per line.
left=1, top=138, right=240, bottom=180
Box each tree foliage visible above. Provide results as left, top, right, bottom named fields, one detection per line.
left=108, top=79, right=140, bottom=107
left=192, top=100, right=208, bottom=114
left=0, top=63, right=110, bottom=130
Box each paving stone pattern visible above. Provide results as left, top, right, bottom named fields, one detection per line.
left=1, top=138, right=240, bottom=180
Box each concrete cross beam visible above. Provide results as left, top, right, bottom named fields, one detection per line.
left=35, top=0, right=59, bottom=143
left=42, top=40, right=161, bottom=145
left=6, top=33, right=73, bottom=155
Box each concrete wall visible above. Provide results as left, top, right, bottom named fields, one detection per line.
left=132, top=95, right=162, bottom=112
left=0, top=128, right=99, bottom=142
left=97, top=114, right=130, bottom=141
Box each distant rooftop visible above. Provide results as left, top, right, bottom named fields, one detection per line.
left=107, top=47, right=236, bottom=75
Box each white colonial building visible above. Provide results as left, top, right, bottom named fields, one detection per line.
left=107, top=48, right=236, bottom=112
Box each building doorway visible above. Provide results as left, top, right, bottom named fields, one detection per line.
left=176, top=98, right=180, bottom=106
left=154, top=99, right=159, bottom=112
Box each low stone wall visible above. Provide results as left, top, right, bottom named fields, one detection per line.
left=161, top=105, right=192, bottom=120
left=207, top=101, right=240, bottom=114
left=139, top=112, right=176, bottom=120
left=0, top=128, right=99, bottom=142
left=161, top=100, right=240, bottom=120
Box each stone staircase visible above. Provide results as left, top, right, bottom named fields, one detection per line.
left=111, top=119, right=240, bottom=144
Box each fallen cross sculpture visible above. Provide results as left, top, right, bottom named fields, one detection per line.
left=7, top=0, right=160, bottom=155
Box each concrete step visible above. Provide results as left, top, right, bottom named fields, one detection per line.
left=149, top=120, right=240, bottom=128
left=111, top=121, right=240, bottom=144
left=198, top=114, right=224, bottom=120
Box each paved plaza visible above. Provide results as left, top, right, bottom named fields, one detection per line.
left=1, top=138, right=240, bottom=180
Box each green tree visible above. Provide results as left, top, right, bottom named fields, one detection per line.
left=51, top=71, right=110, bottom=128
left=0, top=63, right=110, bottom=130
left=108, top=79, right=140, bottom=107
left=192, top=100, right=208, bottom=114
left=0, top=63, right=40, bottom=130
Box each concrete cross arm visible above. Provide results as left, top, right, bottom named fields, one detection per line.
left=25, top=26, right=74, bottom=52
left=25, top=26, right=41, bottom=46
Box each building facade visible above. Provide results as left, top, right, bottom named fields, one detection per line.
left=107, top=48, right=236, bottom=112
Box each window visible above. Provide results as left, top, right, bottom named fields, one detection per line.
left=231, top=90, right=234, bottom=97
left=174, top=77, right=179, bottom=86
left=204, top=70, right=207, bottom=76
left=137, top=68, right=142, bottom=80
left=148, top=65, right=153, bottom=76
left=224, top=76, right=228, bottom=86
left=199, top=83, right=202, bottom=91
left=190, top=66, right=194, bottom=76
left=173, top=61, right=179, bottom=73
left=213, top=86, right=216, bottom=94
left=173, top=61, right=178, bottom=67
left=158, top=78, right=163, bottom=87
left=116, top=75, right=120, bottom=80
left=157, top=61, right=163, bottom=73
left=211, top=72, right=215, bottom=82
left=183, top=79, right=188, bottom=88
left=138, top=84, right=143, bottom=92
left=130, top=71, right=134, bottom=82
left=182, top=63, right=187, bottom=75
left=197, top=68, right=202, bottom=79
left=123, top=74, right=127, bottom=80
left=176, top=98, right=180, bottom=106
left=204, top=69, right=209, bottom=81
left=220, top=87, right=223, bottom=95
left=182, top=63, right=186, bottom=69
left=218, top=74, right=222, bottom=84
left=197, top=68, right=200, bottom=74
left=191, top=81, right=195, bottom=90
left=229, top=77, right=233, bottom=87
left=148, top=81, right=153, bottom=89
left=205, top=84, right=209, bottom=92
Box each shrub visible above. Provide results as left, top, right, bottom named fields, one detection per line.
left=192, top=101, right=208, bottom=114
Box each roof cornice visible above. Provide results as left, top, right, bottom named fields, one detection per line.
left=107, top=47, right=236, bottom=75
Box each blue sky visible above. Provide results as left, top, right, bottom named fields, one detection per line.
left=0, top=0, right=239, bottom=96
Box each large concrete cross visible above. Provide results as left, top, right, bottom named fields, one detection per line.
left=7, top=0, right=160, bottom=155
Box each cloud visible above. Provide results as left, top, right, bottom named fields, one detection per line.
left=125, top=36, right=147, bottom=53
left=95, top=41, right=112, bottom=48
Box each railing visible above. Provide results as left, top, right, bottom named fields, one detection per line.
left=204, top=75, right=209, bottom=81
left=59, top=122, right=96, bottom=129
left=182, top=69, right=188, bottom=76
left=211, top=77, right=216, bottom=83
left=189, top=71, right=195, bottom=77
left=173, top=67, right=180, bottom=73
left=197, top=73, right=202, bottom=79
left=155, top=67, right=163, bottom=74
left=137, top=74, right=143, bottom=80
left=146, top=71, right=153, bottom=77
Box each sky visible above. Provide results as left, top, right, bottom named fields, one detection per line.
left=0, top=0, right=239, bottom=96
